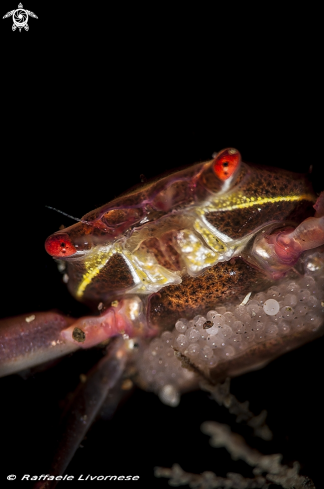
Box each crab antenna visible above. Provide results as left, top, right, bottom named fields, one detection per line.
left=45, top=206, right=90, bottom=225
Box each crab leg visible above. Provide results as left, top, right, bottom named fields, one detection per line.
left=252, top=214, right=324, bottom=278
left=0, top=297, right=152, bottom=378
left=0, top=311, right=78, bottom=377
left=34, top=337, right=127, bottom=489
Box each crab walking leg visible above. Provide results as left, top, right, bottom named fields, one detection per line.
left=34, top=337, right=127, bottom=489
left=274, top=216, right=324, bottom=258
left=0, top=312, right=77, bottom=377
left=314, top=190, right=324, bottom=218
left=0, top=297, right=152, bottom=378
left=252, top=215, right=324, bottom=277
left=61, top=296, right=154, bottom=349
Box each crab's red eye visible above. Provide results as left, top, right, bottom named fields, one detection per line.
left=45, top=233, right=77, bottom=257
left=213, top=148, right=241, bottom=181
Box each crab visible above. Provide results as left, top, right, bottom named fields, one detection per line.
left=0, top=148, right=323, bottom=487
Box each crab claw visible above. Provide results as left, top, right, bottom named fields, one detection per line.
left=252, top=215, right=324, bottom=278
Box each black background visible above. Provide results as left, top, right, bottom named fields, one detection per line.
left=0, top=2, right=323, bottom=489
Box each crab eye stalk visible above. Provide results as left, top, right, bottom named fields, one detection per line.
left=213, top=148, right=241, bottom=181
left=45, top=233, right=77, bottom=258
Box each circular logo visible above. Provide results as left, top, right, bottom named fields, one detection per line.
left=13, top=8, right=28, bottom=28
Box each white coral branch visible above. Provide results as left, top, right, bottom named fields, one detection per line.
left=155, top=421, right=315, bottom=488
left=200, top=378, right=272, bottom=440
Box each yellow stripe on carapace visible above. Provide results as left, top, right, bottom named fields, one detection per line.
left=76, top=248, right=114, bottom=299
left=209, top=193, right=315, bottom=212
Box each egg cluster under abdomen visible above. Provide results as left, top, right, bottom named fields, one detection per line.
left=136, top=253, right=324, bottom=406
left=173, top=274, right=323, bottom=368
